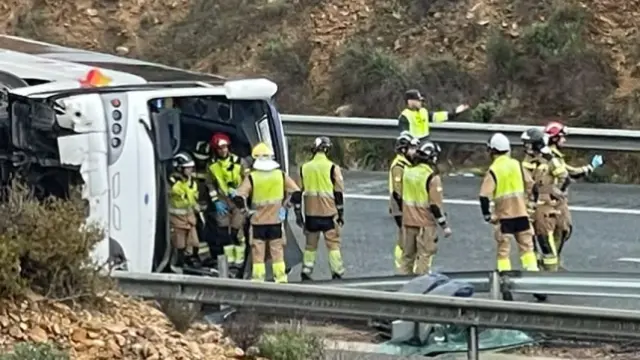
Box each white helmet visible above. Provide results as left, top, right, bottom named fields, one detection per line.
left=488, top=132, right=511, bottom=152
left=172, top=151, right=195, bottom=168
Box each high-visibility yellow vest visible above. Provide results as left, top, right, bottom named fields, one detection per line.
left=401, top=108, right=448, bottom=138
left=402, top=163, right=434, bottom=207
left=209, top=154, right=242, bottom=196
left=250, top=169, right=284, bottom=207
left=489, top=154, right=525, bottom=200
left=168, top=175, right=198, bottom=215
left=388, top=154, right=411, bottom=194
left=301, top=153, right=335, bottom=199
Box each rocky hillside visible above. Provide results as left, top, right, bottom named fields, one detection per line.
left=0, top=292, right=243, bottom=360
left=2, top=0, right=640, bottom=179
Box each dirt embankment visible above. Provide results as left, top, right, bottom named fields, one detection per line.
left=3, top=0, right=640, bottom=180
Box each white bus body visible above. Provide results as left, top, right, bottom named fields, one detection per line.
left=0, top=35, right=300, bottom=276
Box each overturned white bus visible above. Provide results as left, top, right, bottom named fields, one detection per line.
left=0, top=35, right=301, bottom=278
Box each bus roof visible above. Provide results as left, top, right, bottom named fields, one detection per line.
left=0, top=35, right=227, bottom=84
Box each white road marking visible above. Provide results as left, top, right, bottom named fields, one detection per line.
left=345, top=193, right=640, bottom=215
left=617, top=258, right=640, bottom=263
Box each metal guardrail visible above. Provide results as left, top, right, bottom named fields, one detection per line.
left=281, top=114, right=640, bottom=151
left=300, top=270, right=640, bottom=300
left=113, top=271, right=640, bottom=360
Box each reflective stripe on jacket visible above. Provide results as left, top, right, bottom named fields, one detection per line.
left=169, top=175, right=198, bottom=215
left=490, top=155, right=525, bottom=201
left=388, top=154, right=411, bottom=194
left=402, top=163, right=434, bottom=207
left=401, top=108, right=448, bottom=138
left=209, top=154, right=243, bottom=196
left=301, top=153, right=335, bottom=199
left=250, top=169, right=285, bottom=207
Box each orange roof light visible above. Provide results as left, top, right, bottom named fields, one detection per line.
left=79, top=68, right=112, bottom=88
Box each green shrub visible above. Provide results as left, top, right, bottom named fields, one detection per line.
left=259, top=37, right=311, bottom=87
left=521, top=4, right=587, bottom=58
left=485, top=3, right=615, bottom=117
left=222, top=311, right=264, bottom=352
left=0, top=180, right=109, bottom=301
left=258, top=36, right=315, bottom=114
left=258, top=323, right=325, bottom=360
left=0, top=342, right=69, bottom=360
left=486, top=30, right=522, bottom=91
left=471, top=101, right=500, bottom=123
left=349, top=140, right=394, bottom=171
left=158, top=298, right=202, bottom=333
left=330, top=41, right=406, bottom=117
left=406, top=55, right=481, bottom=109
left=144, top=0, right=312, bottom=69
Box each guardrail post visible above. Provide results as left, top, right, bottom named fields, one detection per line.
left=467, top=325, right=479, bottom=360
left=217, top=255, right=230, bottom=311
left=489, top=271, right=501, bottom=300
left=217, top=255, right=229, bottom=278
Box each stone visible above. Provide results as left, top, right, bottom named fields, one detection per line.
left=28, top=326, right=49, bottom=342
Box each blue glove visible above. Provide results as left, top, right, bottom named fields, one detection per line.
left=278, top=207, right=287, bottom=221
left=228, top=188, right=237, bottom=198
left=214, top=200, right=229, bottom=215
left=590, top=154, right=603, bottom=168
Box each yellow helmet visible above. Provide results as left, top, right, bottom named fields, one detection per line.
left=251, top=142, right=274, bottom=158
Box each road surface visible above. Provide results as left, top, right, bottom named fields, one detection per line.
left=286, top=170, right=640, bottom=309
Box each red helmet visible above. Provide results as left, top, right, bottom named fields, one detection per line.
left=544, top=121, right=568, bottom=138
left=210, top=133, right=231, bottom=149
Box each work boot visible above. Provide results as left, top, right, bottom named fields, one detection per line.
left=331, top=273, right=342, bottom=280
left=175, top=249, right=186, bottom=268
left=185, top=254, right=202, bottom=268
left=301, top=273, right=313, bottom=282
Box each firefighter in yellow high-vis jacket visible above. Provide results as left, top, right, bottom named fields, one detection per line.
left=233, top=142, right=302, bottom=283
left=389, top=131, right=418, bottom=272
left=397, top=89, right=469, bottom=140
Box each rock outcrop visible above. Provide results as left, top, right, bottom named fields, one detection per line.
left=0, top=292, right=243, bottom=360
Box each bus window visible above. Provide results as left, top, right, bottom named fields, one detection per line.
left=256, top=115, right=273, bottom=153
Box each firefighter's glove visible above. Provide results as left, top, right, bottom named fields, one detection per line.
left=336, top=208, right=345, bottom=227
left=590, top=154, right=603, bottom=169
left=442, top=226, right=452, bottom=238
left=455, top=104, right=470, bottom=114
left=214, top=200, right=229, bottom=215
left=526, top=202, right=536, bottom=217
left=294, top=209, right=304, bottom=228
left=278, top=207, right=287, bottom=222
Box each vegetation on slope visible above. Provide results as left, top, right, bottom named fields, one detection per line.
left=3, top=0, right=640, bottom=181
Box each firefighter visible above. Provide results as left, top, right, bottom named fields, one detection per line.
left=491, top=127, right=542, bottom=261
left=192, top=141, right=217, bottom=263
left=521, top=128, right=569, bottom=271
left=299, top=136, right=346, bottom=281
left=544, top=121, right=604, bottom=259
left=398, top=89, right=470, bottom=140
left=168, top=151, right=201, bottom=268
left=390, top=131, right=418, bottom=272
left=400, top=140, right=452, bottom=275
left=233, top=142, right=302, bottom=283
left=208, top=132, right=250, bottom=271
left=479, top=133, right=539, bottom=272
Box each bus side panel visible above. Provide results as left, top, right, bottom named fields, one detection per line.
left=103, top=93, right=154, bottom=273
left=136, top=117, right=157, bottom=273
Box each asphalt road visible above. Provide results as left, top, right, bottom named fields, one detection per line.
left=286, top=170, right=640, bottom=310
